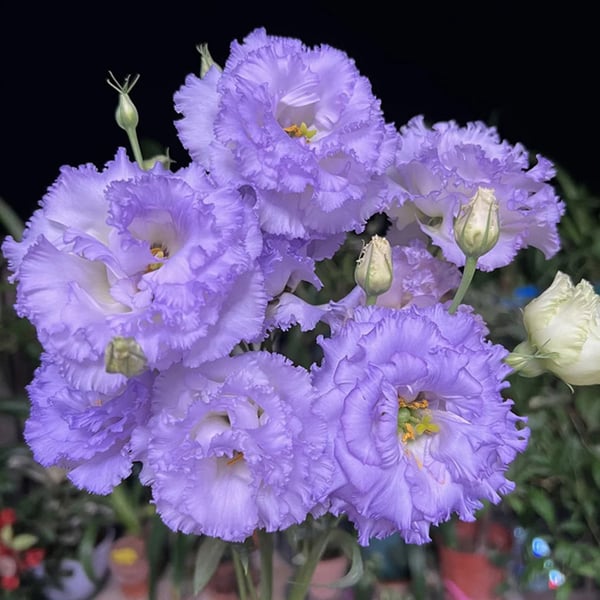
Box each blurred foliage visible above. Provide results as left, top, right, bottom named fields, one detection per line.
left=466, top=161, right=600, bottom=597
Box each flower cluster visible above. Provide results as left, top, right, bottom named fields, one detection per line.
left=0, top=509, right=45, bottom=593
left=1, top=26, right=579, bottom=596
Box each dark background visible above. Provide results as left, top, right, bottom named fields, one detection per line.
left=2, top=3, right=598, bottom=222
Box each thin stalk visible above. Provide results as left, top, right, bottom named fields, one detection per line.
left=256, top=529, right=274, bottom=600
left=286, top=521, right=341, bottom=600
left=448, top=256, right=478, bottom=314
left=108, top=484, right=141, bottom=535
left=125, top=126, right=145, bottom=169
left=0, top=197, right=24, bottom=241
left=231, top=547, right=258, bottom=600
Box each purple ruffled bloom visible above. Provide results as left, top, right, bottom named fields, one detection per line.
left=2, top=149, right=267, bottom=393
left=174, top=28, right=397, bottom=239
left=24, top=358, right=154, bottom=494
left=385, top=116, right=565, bottom=271
left=312, top=304, right=529, bottom=545
left=133, top=352, right=333, bottom=542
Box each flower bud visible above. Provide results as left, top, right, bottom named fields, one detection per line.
left=115, top=89, right=139, bottom=131
left=105, top=336, right=147, bottom=378
left=355, top=235, right=393, bottom=300
left=107, top=72, right=140, bottom=132
left=507, top=271, right=600, bottom=386
left=454, top=187, right=500, bottom=259
left=197, top=43, right=222, bottom=78
left=142, top=153, right=175, bottom=171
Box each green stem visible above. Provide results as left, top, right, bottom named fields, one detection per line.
left=287, top=517, right=342, bottom=600
left=448, top=256, right=478, bottom=314
left=108, top=483, right=141, bottom=535
left=365, top=295, right=378, bottom=306
left=231, top=547, right=258, bottom=600
left=256, top=530, right=273, bottom=600
left=125, top=126, right=145, bottom=169
left=0, top=196, right=24, bottom=241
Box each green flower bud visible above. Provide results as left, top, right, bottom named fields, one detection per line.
left=197, top=43, right=222, bottom=78
left=107, top=72, right=140, bottom=132
left=355, top=235, right=393, bottom=302
left=105, top=336, right=147, bottom=378
left=142, top=153, right=175, bottom=171
left=454, top=187, right=500, bottom=259
left=115, top=90, right=139, bottom=131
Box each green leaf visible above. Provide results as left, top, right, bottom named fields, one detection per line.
left=193, top=536, right=228, bottom=594
left=322, top=528, right=364, bottom=590
left=11, top=532, right=38, bottom=551
left=528, top=488, right=556, bottom=529
left=78, top=521, right=100, bottom=583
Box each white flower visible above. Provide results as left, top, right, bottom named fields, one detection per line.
left=508, top=271, right=600, bottom=386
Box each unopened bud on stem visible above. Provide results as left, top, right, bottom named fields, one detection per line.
left=355, top=235, right=393, bottom=304
left=454, top=187, right=500, bottom=259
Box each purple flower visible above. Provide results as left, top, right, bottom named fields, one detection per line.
left=385, top=116, right=565, bottom=271
left=2, top=149, right=267, bottom=392
left=23, top=357, right=154, bottom=494
left=312, top=304, right=529, bottom=545
left=133, top=352, right=333, bottom=541
left=174, top=28, right=397, bottom=239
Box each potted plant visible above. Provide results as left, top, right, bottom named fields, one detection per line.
left=432, top=507, right=515, bottom=600
left=359, top=533, right=418, bottom=599
left=0, top=445, right=117, bottom=600
left=463, top=167, right=600, bottom=600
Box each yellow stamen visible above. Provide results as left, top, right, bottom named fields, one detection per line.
left=283, top=122, right=317, bottom=141
left=397, top=394, right=439, bottom=443
left=227, top=451, right=244, bottom=466
left=146, top=244, right=168, bottom=273
left=402, top=423, right=416, bottom=443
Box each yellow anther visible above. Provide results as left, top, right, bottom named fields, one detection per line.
left=397, top=393, right=438, bottom=444
left=146, top=244, right=169, bottom=273
left=398, top=396, right=429, bottom=410
left=402, top=423, right=416, bottom=443
left=227, top=451, right=244, bottom=466
left=283, top=122, right=317, bottom=141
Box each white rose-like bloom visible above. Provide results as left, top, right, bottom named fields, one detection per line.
left=509, top=271, right=600, bottom=386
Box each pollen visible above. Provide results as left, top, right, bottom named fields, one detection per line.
left=283, top=122, right=317, bottom=141
left=146, top=243, right=169, bottom=273
left=227, top=451, right=244, bottom=466
left=397, top=393, right=439, bottom=444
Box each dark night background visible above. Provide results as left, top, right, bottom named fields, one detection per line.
left=1, top=3, right=598, bottom=223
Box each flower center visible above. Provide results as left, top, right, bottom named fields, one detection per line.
left=146, top=243, right=169, bottom=272
left=283, top=122, right=317, bottom=142
left=397, top=393, right=439, bottom=443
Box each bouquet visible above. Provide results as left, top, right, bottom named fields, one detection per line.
left=2, top=27, right=599, bottom=599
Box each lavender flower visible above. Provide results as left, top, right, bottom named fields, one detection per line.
left=2, top=149, right=267, bottom=393
left=312, top=304, right=529, bottom=545
left=133, top=352, right=333, bottom=542
left=174, top=28, right=397, bottom=239
left=385, top=116, right=565, bottom=271
left=24, top=358, right=154, bottom=494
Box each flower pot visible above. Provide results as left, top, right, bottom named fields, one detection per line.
left=373, top=579, right=411, bottom=599
left=438, top=545, right=506, bottom=600
left=108, top=534, right=150, bottom=599
left=308, top=553, right=352, bottom=600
